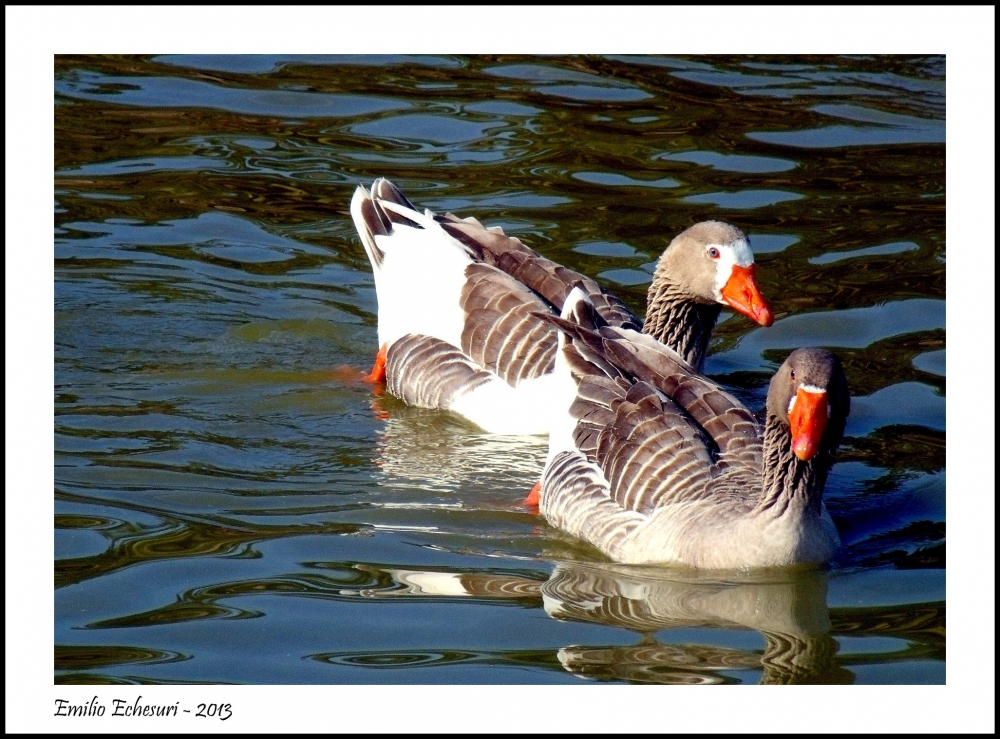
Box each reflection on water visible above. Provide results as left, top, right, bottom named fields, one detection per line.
left=351, top=563, right=842, bottom=684
left=372, top=398, right=547, bottom=499
left=54, top=54, right=944, bottom=684
left=305, top=562, right=942, bottom=685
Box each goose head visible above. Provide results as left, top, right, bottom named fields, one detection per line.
left=767, top=348, right=850, bottom=461
left=650, top=221, right=774, bottom=327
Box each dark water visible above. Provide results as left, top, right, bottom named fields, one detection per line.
left=54, top=55, right=945, bottom=685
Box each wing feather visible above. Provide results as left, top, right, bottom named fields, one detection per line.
left=594, top=328, right=762, bottom=471
left=385, top=334, right=492, bottom=409
left=459, top=264, right=558, bottom=386
left=439, top=218, right=642, bottom=330
left=541, top=451, right=646, bottom=561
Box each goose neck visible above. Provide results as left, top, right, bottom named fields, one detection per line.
left=757, top=414, right=831, bottom=518
left=643, top=279, right=720, bottom=371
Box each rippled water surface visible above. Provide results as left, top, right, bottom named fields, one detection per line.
left=54, top=55, right=945, bottom=685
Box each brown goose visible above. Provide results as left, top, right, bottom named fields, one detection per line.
left=538, top=288, right=849, bottom=568
left=350, top=178, right=772, bottom=435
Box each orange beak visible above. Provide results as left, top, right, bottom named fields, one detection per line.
left=788, top=388, right=829, bottom=461
left=720, top=264, right=773, bottom=327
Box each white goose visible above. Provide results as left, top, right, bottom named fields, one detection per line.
left=350, top=178, right=772, bottom=435
left=537, top=289, right=850, bottom=569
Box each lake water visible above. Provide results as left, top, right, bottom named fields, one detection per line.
left=53, top=54, right=945, bottom=686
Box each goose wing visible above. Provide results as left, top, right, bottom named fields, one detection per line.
left=458, top=264, right=558, bottom=387
left=571, top=374, right=718, bottom=517
left=544, top=309, right=762, bottom=473
left=541, top=370, right=721, bottom=560
left=540, top=308, right=757, bottom=561
left=544, top=304, right=721, bottom=506
left=385, top=333, right=493, bottom=409
left=597, top=328, right=762, bottom=471
left=436, top=212, right=643, bottom=331
left=438, top=209, right=643, bottom=386
left=357, top=179, right=653, bottom=426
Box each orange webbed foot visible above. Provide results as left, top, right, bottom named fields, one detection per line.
left=523, top=482, right=542, bottom=510
left=362, top=343, right=389, bottom=384
left=327, top=344, right=389, bottom=389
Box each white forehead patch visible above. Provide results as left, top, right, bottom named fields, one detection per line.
left=788, top=383, right=827, bottom=415
left=710, top=238, right=754, bottom=299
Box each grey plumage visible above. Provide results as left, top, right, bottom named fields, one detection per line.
left=439, top=214, right=642, bottom=332
left=385, top=334, right=492, bottom=410
left=643, top=286, right=722, bottom=372
left=540, top=303, right=850, bottom=568
left=439, top=212, right=642, bottom=387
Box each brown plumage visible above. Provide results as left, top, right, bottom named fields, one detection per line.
left=385, top=334, right=493, bottom=410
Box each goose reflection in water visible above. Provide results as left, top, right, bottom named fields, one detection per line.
left=368, top=395, right=547, bottom=499
left=359, top=391, right=941, bottom=685
left=541, top=564, right=849, bottom=685
left=363, top=562, right=849, bottom=685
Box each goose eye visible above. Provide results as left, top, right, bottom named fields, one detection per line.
left=790, top=369, right=795, bottom=380
left=708, top=247, right=720, bottom=259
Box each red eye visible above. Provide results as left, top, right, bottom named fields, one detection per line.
left=708, top=247, right=720, bottom=258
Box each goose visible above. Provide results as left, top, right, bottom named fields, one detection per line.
left=537, top=288, right=850, bottom=569
left=350, top=178, right=773, bottom=435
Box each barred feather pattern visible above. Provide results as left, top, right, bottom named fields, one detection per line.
left=352, top=179, right=764, bottom=441
left=438, top=215, right=642, bottom=331
left=543, top=312, right=762, bottom=474
left=541, top=451, right=646, bottom=561
left=595, top=330, right=762, bottom=471
left=385, top=334, right=492, bottom=410
left=642, top=282, right=722, bottom=372
left=459, top=264, right=558, bottom=386
left=560, top=372, right=758, bottom=523
left=541, top=313, right=847, bottom=565
left=591, top=382, right=720, bottom=516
